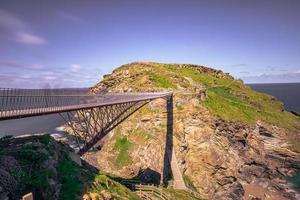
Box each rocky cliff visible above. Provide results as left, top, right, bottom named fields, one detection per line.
left=84, top=62, right=300, bottom=199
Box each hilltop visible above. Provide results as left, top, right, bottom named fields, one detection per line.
left=92, top=62, right=299, bottom=131
left=84, top=62, right=300, bottom=199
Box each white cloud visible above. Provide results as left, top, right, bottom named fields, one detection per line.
left=71, top=64, right=81, bottom=72
left=44, top=76, right=57, bottom=80
left=296, top=70, right=300, bottom=74
left=232, top=64, right=247, bottom=67
left=15, top=32, right=46, bottom=45
left=240, top=71, right=250, bottom=75
left=0, top=60, right=45, bottom=70
left=241, top=72, right=300, bottom=83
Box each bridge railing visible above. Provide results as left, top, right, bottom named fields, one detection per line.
left=0, top=88, right=91, bottom=119
left=0, top=88, right=172, bottom=120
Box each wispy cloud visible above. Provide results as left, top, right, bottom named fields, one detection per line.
left=232, top=64, right=247, bottom=67
left=240, top=71, right=250, bottom=75
left=58, top=11, right=86, bottom=24
left=0, top=9, right=46, bottom=46
left=70, top=64, right=81, bottom=72
left=15, top=32, right=46, bottom=45
left=0, top=60, right=45, bottom=70
left=44, top=75, right=57, bottom=80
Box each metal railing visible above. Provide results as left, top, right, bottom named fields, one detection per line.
left=135, top=184, right=170, bottom=200
left=0, top=88, right=172, bottom=120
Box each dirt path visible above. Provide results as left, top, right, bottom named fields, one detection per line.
left=171, top=150, right=187, bottom=190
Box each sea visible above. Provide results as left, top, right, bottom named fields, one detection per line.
left=248, top=82, right=300, bottom=114
left=248, top=83, right=300, bottom=189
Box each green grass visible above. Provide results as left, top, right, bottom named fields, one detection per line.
left=17, top=144, right=49, bottom=164
left=131, top=127, right=154, bottom=142
left=113, top=137, right=133, bottom=167
left=146, top=71, right=176, bottom=89
left=164, top=64, right=233, bottom=87
left=176, top=104, right=184, bottom=111
left=204, top=86, right=300, bottom=130
left=89, top=173, right=139, bottom=199
left=103, top=61, right=299, bottom=130
left=204, top=87, right=257, bottom=123
left=183, top=175, right=198, bottom=192
left=163, top=188, right=202, bottom=200
left=159, top=64, right=299, bottom=129
left=58, top=159, right=84, bottom=200
left=0, top=135, right=140, bottom=199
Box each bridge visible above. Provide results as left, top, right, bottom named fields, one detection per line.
left=0, top=88, right=172, bottom=155
left=0, top=87, right=189, bottom=190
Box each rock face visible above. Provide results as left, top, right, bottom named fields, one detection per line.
left=0, top=135, right=139, bottom=200
left=0, top=136, right=64, bottom=200
left=84, top=62, right=300, bottom=199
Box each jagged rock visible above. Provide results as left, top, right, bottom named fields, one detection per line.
left=179, top=142, right=188, bottom=152
left=248, top=196, right=261, bottom=200
left=239, top=161, right=269, bottom=183
left=213, top=178, right=244, bottom=200
left=259, top=126, right=273, bottom=137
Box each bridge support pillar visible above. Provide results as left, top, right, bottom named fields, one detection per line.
left=162, top=95, right=173, bottom=186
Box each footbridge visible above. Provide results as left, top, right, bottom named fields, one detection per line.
left=0, top=88, right=173, bottom=156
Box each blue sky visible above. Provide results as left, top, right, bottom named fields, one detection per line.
left=0, top=0, right=299, bottom=88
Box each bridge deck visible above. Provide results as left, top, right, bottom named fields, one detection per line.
left=0, top=88, right=172, bottom=120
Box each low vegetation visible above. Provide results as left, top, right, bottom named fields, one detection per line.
left=58, top=158, right=84, bottom=200
left=183, top=175, right=198, bottom=192
left=117, top=62, right=299, bottom=130
left=146, top=71, right=176, bottom=89
left=162, top=188, right=201, bottom=200
left=113, top=136, right=133, bottom=167
left=0, top=135, right=138, bottom=199
left=87, top=173, right=139, bottom=199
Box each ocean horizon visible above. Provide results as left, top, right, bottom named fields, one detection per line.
left=247, top=82, right=300, bottom=113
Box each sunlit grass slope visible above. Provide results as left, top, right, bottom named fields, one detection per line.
left=97, top=62, right=299, bottom=131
